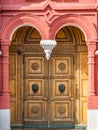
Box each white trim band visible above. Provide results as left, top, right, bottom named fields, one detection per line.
left=0, top=109, right=11, bottom=130
left=87, top=110, right=98, bottom=130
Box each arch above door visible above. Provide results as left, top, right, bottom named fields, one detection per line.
left=0, top=13, right=49, bottom=43
left=49, top=14, right=97, bottom=42
left=0, top=13, right=97, bottom=44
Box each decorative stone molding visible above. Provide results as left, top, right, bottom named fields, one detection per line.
left=1, top=0, right=97, bottom=11
left=40, top=40, right=57, bottom=60
left=49, top=14, right=97, bottom=40
left=0, top=13, right=48, bottom=42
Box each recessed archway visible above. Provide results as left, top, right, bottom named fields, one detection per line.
left=9, top=25, right=44, bottom=126
left=9, top=25, right=88, bottom=129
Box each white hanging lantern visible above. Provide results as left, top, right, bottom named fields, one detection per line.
left=40, top=40, right=57, bottom=60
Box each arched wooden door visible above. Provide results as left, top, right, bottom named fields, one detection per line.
left=9, top=26, right=88, bottom=129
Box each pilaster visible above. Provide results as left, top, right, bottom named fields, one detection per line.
left=95, top=42, right=98, bottom=95
left=87, top=40, right=98, bottom=130
left=87, top=41, right=96, bottom=96
left=0, top=55, right=2, bottom=94
left=0, top=42, right=10, bottom=108
left=0, top=40, right=11, bottom=130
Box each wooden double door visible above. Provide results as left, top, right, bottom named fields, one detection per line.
left=24, top=55, right=74, bottom=126
left=9, top=51, right=74, bottom=128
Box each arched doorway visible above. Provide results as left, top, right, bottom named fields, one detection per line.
left=9, top=26, right=44, bottom=128
left=55, top=26, right=88, bottom=127
left=9, top=25, right=88, bottom=129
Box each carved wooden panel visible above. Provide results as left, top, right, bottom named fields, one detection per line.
left=53, top=79, right=71, bottom=97
left=56, top=27, right=73, bottom=43
left=24, top=57, right=44, bottom=76
left=9, top=79, right=16, bottom=97
left=25, top=28, right=41, bottom=43
left=52, top=57, right=72, bottom=76
left=50, top=101, right=72, bottom=121
left=9, top=54, right=17, bottom=124
left=80, top=53, right=88, bottom=124
left=10, top=102, right=16, bottom=124
left=81, top=79, right=88, bottom=97
left=24, top=101, right=46, bottom=121
left=9, top=54, right=17, bottom=75
left=25, top=79, right=44, bottom=98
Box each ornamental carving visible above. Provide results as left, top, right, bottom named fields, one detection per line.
left=58, top=106, right=66, bottom=114
left=58, top=63, right=66, bottom=71
left=31, top=106, right=40, bottom=113
left=31, top=62, right=39, bottom=71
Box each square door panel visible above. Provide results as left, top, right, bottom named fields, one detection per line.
left=51, top=101, right=71, bottom=120
left=81, top=79, right=88, bottom=97
left=53, top=79, right=71, bottom=97
left=80, top=53, right=88, bottom=78
left=9, top=54, right=17, bottom=75
left=80, top=101, right=87, bottom=124
left=24, top=101, right=45, bottom=121
left=52, top=57, right=72, bottom=76
left=24, top=57, right=44, bottom=76
left=11, top=102, right=17, bottom=124
left=9, top=79, right=16, bottom=97
left=25, top=79, right=44, bottom=97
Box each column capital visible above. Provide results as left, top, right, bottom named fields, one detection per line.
left=0, top=39, right=11, bottom=45
left=87, top=42, right=97, bottom=57
left=1, top=45, right=9, bottom=57
left=86, top=39, right=98, bottom=44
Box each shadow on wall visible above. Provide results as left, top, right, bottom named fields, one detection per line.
left=51, top=0, right=79, bottom=2
left=25, top=0, right=46, bottom=2
left=25, top=0, right=79, bottom=2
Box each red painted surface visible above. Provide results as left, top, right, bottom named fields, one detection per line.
left=87, top=42, right=96, bottom=96
left=0, top=42, right=10, bottom=109
left=0, top=0, right=98, bottom=109
left=88, top=96, right=98, bottom=109
left=0, top=95, right=10, bottom=109
left=0, top=57, right=3, bottom=94
left=49, top=14, right=97, bottom=40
